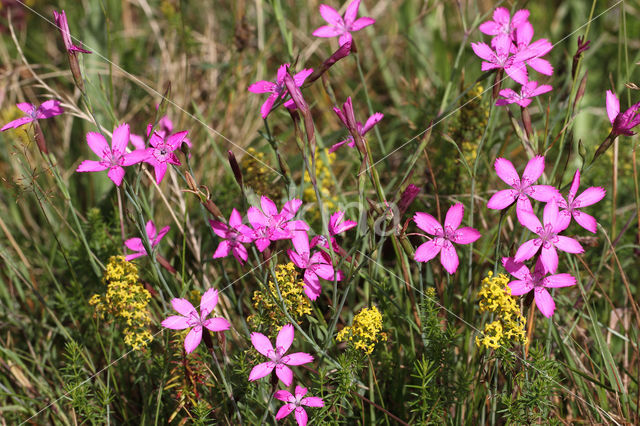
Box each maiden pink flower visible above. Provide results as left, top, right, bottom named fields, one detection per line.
left=53, top=10, right=92, bottom=54
left=515, top=199, right=584, bottom=274
left=248, top=64, right=313, bottom=119
left=495, top=81, right=553, bottom=108
left=512, top=22, right=554, bottom=76
left=471, top=36, right=531, bottom=85
left=312, top=0, right=375, bottom=46
left=1, top=100, right=63, bottom=131
left=503, top=257, right=576, bottom=318
left=289, top=231, right=339, bottom=300
left=413, top=203, right=481, bottom=274
left=478, top=7, right=530, bottom=47
left=275, top=385, right=324, bottom=426
left=311, top=210, right=357, bottom=253
left=606, top=90, right=640, bottom=137
left=140, top=130, right=188, bottom=184
left=487, top=156, right=560, bottom=225
left=161, top=288, right=231, bottom=354
left=130, top=114, right=192, bottom=150
left=247, top=197, right=309, bottom=252
left=249, top=324, right=314, bottom=386
left=124, top=220, right=170, bottom=261
left=76, top=123, right=148, bottom=186
left=330, top=97, right=383, bottom=153
left=555, top=170, right=606, bottom=233
left=209, top=208, right=254, bottom=264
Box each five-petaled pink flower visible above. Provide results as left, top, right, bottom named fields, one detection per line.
left=487, top=156, right=560, bottom=225
left=479, top=7, right=530, bottom=47
left=496, top=81, right=552, bottom=108
left=503, top=257, right=576, bottom=318
left=139, top=130, right=188, bottom=184
left=249, top=324, right=314, bottom=386
left=471, top=36, right=533, bottom=85
left=130, top=114, right=192, bottom=150
left=1, top=100, right=64, bottom=131
left=514, top=199, right=584, bottom=274
left=330, top=97, right=383, bottom=153
left=288, top=231, right=339, bottom=300
left=53, top=10, right=92, bottom=54
left=76, top=123, right=148, bottom=186
left=125, top=220, right=170, bottom=261
left=161, top=288, right=231, bottom=354
left=275, top=385, right=324, bottom=426
left=247, top=197, right=309, bottom=252
left=606, top=90, right=640, bottom=137
left=413, top=203, right=481, bottom=274
left=312, top=0, right=375, bottom=46
left=210, top=209, right=254, bottom=264
left=555, top=170, right=606, bottom=234
left=248, top=64, right=313, bottom=119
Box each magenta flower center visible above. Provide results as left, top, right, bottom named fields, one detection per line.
left=535, top=223, right=558, bottom=248
left=186, top=310, right=202, bottom=328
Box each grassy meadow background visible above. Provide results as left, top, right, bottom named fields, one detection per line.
left=0, top=0, right=639, bottom=424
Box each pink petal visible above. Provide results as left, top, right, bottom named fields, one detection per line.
left=540, top=245, right=558, bottom=274
left=527, top=57, right=554, bottom=76
left=260, top=196, right=278, bottom=216
left=247, top=207, right=267, bottom=227
left=122, top=149, right=150, bottom=166
left=111, top=123, right=130, bottom=154
left=545, top=273, right=576, bottom=288
left=275, top=403, right=295, bottom=420
left=294, top=407, right=308, bottom=426
left=478, top=21, right=501, bottom=36
left=517, top=208, right=542, bottom=233
left=568, top=170, right=581, bottom=201
left=1, top=116, right=32, bottom=131
left=260, top=93, right=279, bottom=119
left=152, top=162, right=168, bottom=184
left=172, top=298, right=196, bottom=317
left=514, top=239, right=540, bottom=263
left=203, top=317, right=230, bottom=332
left=439, top=243, right=459, bottom=274
left=444, top=203, right=464, bottom=230
left=284, top=352, right=314, bottom=366
left=574, top=187, right=606, bottom=207
left=350, top=16, right=375, bottom=31
left=161, top=315, right=190, bottom=329
left=487, top=189, right=518, bottom=210
left=303, top=273, right=322, bottom=300
left=247, top=80, right=276, bottom=94
left=555, top=210, right=572, bottom=233
left=362, top=112, right=383, bottom=134
left=275, top=364, right=293, bottom=386
left=274, top=390, right=294, bottom=402
left=502, top=257, right=530, bottom=280
left=414, top=240, right=441, bottom=263
left=522, top=155, right=545, bottom=183
left=312, top=25, right=343, bottom=38
left=453, top=227, right=481, bottom=244
left=250, top=332, right=274, bottom=357
left=76, top=160, right=109, bottom=172
left=295, top=386, right=308, bottom=398
left=155, top=226, right=170, bottom=245
left=200, top=288, right=219, bottom=318
left=254, top=237, right=271, bottom=252
left=288, top=249, right=308, bottom=269
left=166, top=130, right=188, bottom=150
left=543, top=199, right=559, bottom=227
left=319, top=4, right=343, bottom=26
left=292, top=231, right=311, bottom=256
left=37, top=100, right=64, bottom=118
left=511, top=9, right=530, bottom=28
left=515, top=21, right=533, bottom=45
left=249, top=361, right=274, bottom=381
left=508, top=280, right=533, bottom=296
left=16, top=102, right=35, bottom=115
left=528, top=185, right=560, bottom=202
left=505, top=62, right=528, bottom=85
left=606, top=90, right=620, bottom=125
left=515, top=197, right=535, bottom=226
left=276, top=324, right=295, bottom=353
left=301, top=396, right=324, bottom=407
left=125, top=237, right=145, bottom=253
left=282, top=198, right=303, bottom=219
left=554, top=236, right=584, bottom=254
left=209, top=220, right=229, bottom=238
left=107, top=166, right=125, bottom=186
left=492, top=7, right=510, bottom=24
left=129, top=133, right=145, bottom=150
left=145, top=220, right=157, bottom=240
left=232, top=244, right=249, bottom=264
left=573, top=211, right=598, bottom=234
left=413, top=212, right=443, bottom=235
left=344, top=0, right=361, bottom=25
left=534, top=288, right=555, bottom=317
left=229, top=209, right=243, bottom=227
left=293, top=69, right=313, bottom=87
left=530, top=82, right=553, bottom=97
left=470, top=42, right=495, bottom=62
left=494, top=158, right=520, bottom=186
left=184, top=327, right=203, bottom=353
left=86, top=132, right=109, bottom=158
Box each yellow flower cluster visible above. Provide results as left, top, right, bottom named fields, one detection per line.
left=303, top=150, right=338, bottom=214
left=475, top=271, right=527, bottom=350
left=249, top=263, right=311, bottom=332
left=240, top=147, right=280, bottom=200
left=89, top=256, right=153, bottom=351
left=337, top=306, right=387, bottom=355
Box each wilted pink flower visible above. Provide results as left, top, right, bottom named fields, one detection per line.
left=478, top=7, right=530, bottom=47
left=555, top=170, right=606, bottom=233
left=275, top=385, right=324, bottom=426
left=515, top=199, right=584, bottom=274
left=312, top=0, right=375, bottom=46
left=487, top=156, right=560, bottom=225
left=470, top=36, right=532, bottom=85
left=289, top=231, right=339, bottom=300
left=512, top=22, right=554, bottom=76
left=1, top=100, right=63, bottom=131
left=125, top=220, right=170, bottom=261
left=76, top=124, right=148, bottom=186
left=162, top=288, right=230, bottom=354
left=413, top=203, right=481, bottom=274
left=496, top=81, right=553, bottom=108
left=249, top=324, right=314, bottom=386
left=247, top=197, right=309, bottom=252
left=138, top=130, right=188, bottom=184
left=248, top=64, right=313, bottom=119
left=606, top=90, right=640, bottom=137
left=330, top=97, right=383, bottom=153
left=209, top=209, right=254, bottom=264
left=503, top=257, right=576, bottom=318
left=53, top=10, right=92, bottom=54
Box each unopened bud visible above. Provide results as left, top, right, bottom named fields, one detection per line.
left=228, top=150, right=243, bottom=188
left=33, top=121, right=48, bottom=154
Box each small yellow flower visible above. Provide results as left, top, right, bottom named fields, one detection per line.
left=303, top=150, right=338, bottom=216
left=337, top=306, right=387, bottom=355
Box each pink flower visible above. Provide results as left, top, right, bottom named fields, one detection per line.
left=139, top=130, right=188, bottom=184
left=470, top=36, right=532, bottom=85
left=311, top=210, right=357, bottom=253
left=413, top=203, right=481, bottom=274
left=161, top=288, right=231, bottom=354
left=288, top=231, right=339, bottom=300
left=75, top=123, right=148, bottom=186
left=124, top=220, right=170, bottom=261
left=274, top=385, right=324, bottom=426
left=495, top=81, right=553, bottom=108
left=330, top=97, right=383, bottom=153
left=249, top=324, right=314, bottom=386
left=487, top=156, right=560, bottom=225
left=247, top=197, right=309, bottom=252
left=606, top=90, right=640, bottom=137
left=503, top=257, right=576, bottom=318
left=478, top=7, right=530, bottom=47
left=130, top=114, right=192, bottom=150
left=555, top=170, right=606, bottom=233
left=53, top=10, right=92, bottom=54
left=312, top=0, right=375, bottom=46
left=1, top=100, right=63, bottom=131
left=512, top=22, right=554, bottom=76
left=209, top=209, right=254, bottom=264
left=248, top=64, right=313, bottom=119
left=515, top=199, right=584, bottom=274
